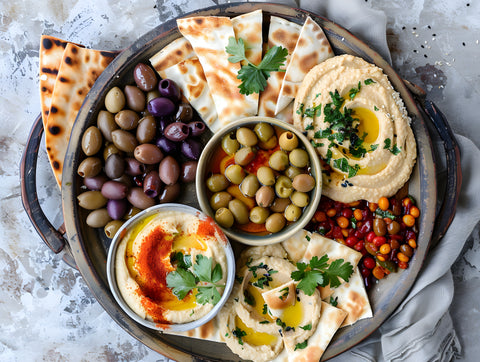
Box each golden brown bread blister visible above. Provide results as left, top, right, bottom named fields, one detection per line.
left=45, top=43, right=117, bottom=187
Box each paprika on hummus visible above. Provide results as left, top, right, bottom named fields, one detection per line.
left=293, top=54, right=417, bottom=203
left=114, top=209, right=229, bottom=325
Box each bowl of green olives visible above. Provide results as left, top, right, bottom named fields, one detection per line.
left=196, top=116, right=322, bottom=245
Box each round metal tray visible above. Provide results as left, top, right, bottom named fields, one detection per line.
left=21, top=2, right=462, bottom=361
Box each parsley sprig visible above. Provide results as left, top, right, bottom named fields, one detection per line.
left=291, top=255, right=354, bottom=296
left=226, top=37, right=288, bottom=95
left=166, top=254, right=225, bottom=305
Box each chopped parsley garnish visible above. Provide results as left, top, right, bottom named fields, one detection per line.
left=226, top=37, right=287, bottom=95
left=305, top=235, right=311, bottom=241
left=374, top=105, right=379, bottom=111
left=166, top=254, right=224, bottom=305
left=300, top=324, right=312, bottom=331
left=276, top=318, right=286, bottom=329
left=364, top=78, right=376, bottom=85
left=305, top=123, right=314, bottom=131
left=329, top=296, right=339, bottom=307
left=369, top=144, right=379, bottom=152
left=311, top=140, right=324, bottom=148
left=232, top=327, right=247, bottom=345
left=259, top=320, right=270, bottom=324
left=171, top=251, right=192, bottom=269
left=279, top=287, right=290, bottom=300
left=291, top=255, right=354, bottom=296
left=348, top=81, right=362, bottom=100
left=333, top=157, right=360, bottom=178
left=262, top=303, right=268, bottom=315
left=244, top=289, right=255, bottom=306
left=384, top=138, right=401, bottom=155
left=248, top=262, right=278, bottom=289
left=303, top=103, right=322, bottom=118
left=375, top=208, right=396, bottom=220
left=351, top=217, right=357, bottom=229
left=295, top=340, right=309, bottom=351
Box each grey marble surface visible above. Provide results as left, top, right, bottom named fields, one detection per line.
left=0, top=0, right=479, bottom=361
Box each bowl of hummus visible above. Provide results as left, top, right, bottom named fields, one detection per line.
left=106, top=203, right=235, bottom=332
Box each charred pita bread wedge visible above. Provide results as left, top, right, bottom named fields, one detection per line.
left=150, top=39, right=219, bottom=130
left=177, top=16, right=258, bottom=127
left=39, top=35, right=82, bottom=128
left=278, top=301, right=347, bottom=362
left=231, top=9, right=263, bottom=66
left=275, top=16, right=334, bottom=115
left=257, top=16, right=302, bottom=118
left=45, top=44, right=116, bottom=186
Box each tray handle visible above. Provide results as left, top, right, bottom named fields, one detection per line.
left=20, top=114, right=77, bottom=269
left=404, top=80, right=462, bottom=247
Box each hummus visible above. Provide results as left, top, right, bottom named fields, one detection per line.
left=115, top=209, right=229, bottom=325
left=293, top=54, right=417, bottom=203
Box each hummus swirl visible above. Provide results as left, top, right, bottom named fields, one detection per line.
left=293, top=54, right=416, bottom=203
left=115, top=210, right=228, bottom=325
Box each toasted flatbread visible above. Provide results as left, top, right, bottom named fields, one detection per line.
left=275, top=16, right=334, bottom=115
left=149, top=37, right=218, bottom=130
left=39, top=35, right=81, bottom=128
left=177, top=16, right=258, bottom=127
left=45, top=44, right=116, bottom=186
left=231, top=9, right=263, bottom=66
left=257, top=16, right=301, bottom=118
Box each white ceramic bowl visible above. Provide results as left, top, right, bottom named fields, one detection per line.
left=106, top=203, right=235, bottom=332
left=196, top=116, right=322, bottom=246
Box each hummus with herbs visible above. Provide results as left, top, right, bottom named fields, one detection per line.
left=293, top=54, right=416, bottom=203
left=115, top=210, right=228, bottom=325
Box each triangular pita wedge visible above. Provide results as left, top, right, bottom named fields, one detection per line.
left=303, top=232, right=363, bottom=267
left=45, top=44, right=116, bottom=186
left=328, top=266, right=373, bottom=327
left=274, top=16, right=334, bottom=115
left=278, top=301, right=347, bottom=362
left=39, top=35, right=82, bottom=129
left=257, top=16, right=301, bottom=118
left=177, top=16, right=258, bottom=127
left=281, top=229, right=310, bottom=263
left=231, top=9, right=263, bottom=66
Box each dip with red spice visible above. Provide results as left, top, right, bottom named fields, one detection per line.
left=114, top=207, right=230, bottom=325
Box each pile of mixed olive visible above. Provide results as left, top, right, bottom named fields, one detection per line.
left=77, top=62, right=206, bottom=238
left=306, top=194, right=420, bottom=288
left=206, top=123, right=316, bottom=234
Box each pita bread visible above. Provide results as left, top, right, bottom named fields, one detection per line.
left=275, top=16, right=334, bottom=115
left=45, top=43, right=116, bottom=186
left=149, top=37, right=218, bottom=129
left=177, top=16, right=258, bottom=127
left=257, top=16, right=301, bottom=118
left=39, top=35, right=81, bottom=128
left=231, top=9, right=263, bottom=66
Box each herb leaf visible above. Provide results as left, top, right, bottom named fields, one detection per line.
left=166, top=268, right=197, bottom=301
left=291, top=255, right=354, bottom=295
left=295, top=340, right=308, bottom=351
left=226, top=37, right=287, bottom=95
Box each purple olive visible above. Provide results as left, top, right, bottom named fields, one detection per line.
left=181, top=161, right=198, bottom=183
left=101, top=180, right=128, bottom=200
left=147, top=97, right=176, bottom=117
left=104, top=153, right=125, bottom=179
left=125, top=158, right=145, bottom=176
left=187, top=121, right=206, bottom=137
left=156, top=136, right=178, bottom=154
left=143, top=170, right=162, bottom=198
left=157, top=117, right=172, bottom=132
left=164, top=122, right=190, bottom=142
left=84, top=174, right=108, bottom=191
left=158, top=79, right=181, bottom=101
left=107, top=199, right=128, bottom=220
left=181, top=138, right=202, bottom=160
left=127, top=187, right=156, bottom=210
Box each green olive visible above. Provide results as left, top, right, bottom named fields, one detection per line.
left=292, top=174, right=316, bottom=192
left=255, top=186, right=275, bottom=208
left=284, top=204, right=302, bottom=222
left=270, top=197, right=291, bottom=213
left=215, top=207, right=235, bottom=228
left=258, top=135, right=278, bottom=150
left=221, top=132, right=240, bottom=155
left=289, top=148, right=309, bottom=168
left=225, top=164, right=245, bottom=184
left=285, top=166, right=302, bottom=180
left=82, top=126, right=103, bottom=156
left=265, top=213, right=286, bottom=233
left=269, top=150, right=289, bottom=171
left=206, top=174, right=229, bottom=192
left=228, top=199, right=249, bottom=225
left=105, top=86, right=125, bottom=113
left=236, top=127, right=258, bottom=147
left=254, top=123, right=275, bottom=142
left=240, top=174, right=259, bottom=197
left=234, top=146, right=256, bottom=166
left=77, top=191, right=108, bottom=210
left=275, top=175, right=293, bottom=198
left=104, top=220, right=124, bottom=238
left=256, top=166, right=275, bottom=186
left=249, top=206, right=270, bottom=224
left=210, top=191, right=233, bottom=211
left=290, top=191, right=309, bottom=207
left=278, top=131, right=299, bottom=151
left=86, top=208, right=112, bottom=228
